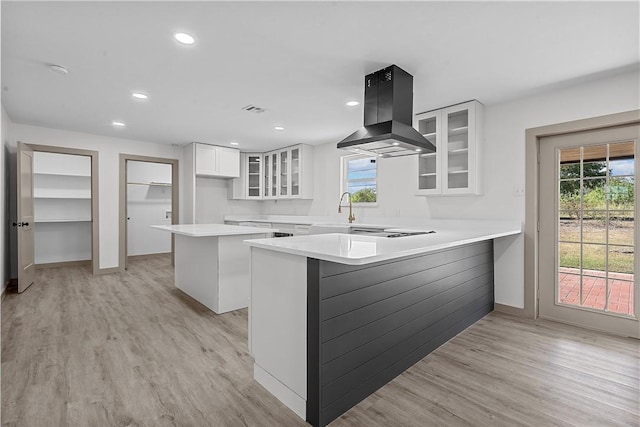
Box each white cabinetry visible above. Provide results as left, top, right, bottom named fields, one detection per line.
left=194, top=143, right=240, bottom=178
left=415, top=100, right=484, bottom=195
left=230, top=153, right=263, bottom=200
left=232, top=144, right=313, bottom=201
left=33, top=152, right=92, bottom=264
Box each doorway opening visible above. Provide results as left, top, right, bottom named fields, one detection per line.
left=16, top=143, right=99, bottom=293
left=119, top=154, right=179, bottom=271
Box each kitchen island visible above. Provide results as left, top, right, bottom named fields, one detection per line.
left=244, top=221, right=521, bottom=427
left=152, top=224, right=276, bottom=314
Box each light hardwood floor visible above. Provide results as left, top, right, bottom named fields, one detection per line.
left=2, top=255, right=639, bottom=426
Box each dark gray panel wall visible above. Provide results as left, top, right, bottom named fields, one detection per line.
left=307, top=241, right=494, bottom=427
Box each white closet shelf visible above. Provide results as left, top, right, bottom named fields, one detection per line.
left=420, top=152, right=437, bottom=158
left=35, top=219, right=91, bottom=223
left=448, top=170, right=469, bottom=174
left=34, top=195, right=91, bottom=200
left=127, top=181, right=172, bottom=187
left=449, top=148, right=469, bottom=154
left=420, top=173, right=437, bottom=177
left=34, top=172, right=91, bottom=178
left=448, top=126, right=469, bottom=135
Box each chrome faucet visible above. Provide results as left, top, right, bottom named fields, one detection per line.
left=338, top=192, right=356, bottom=224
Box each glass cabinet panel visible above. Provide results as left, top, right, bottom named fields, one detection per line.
left=416, top=112, right=440, bottom=193
left=263, top=154, right=270, bottom=198
left=291, top=148, right=300, bottom=196
left=280, top=150, right=288, bottom=196
left=247, top=155, right=261, bottom=198
left=446, top=109, right=469, bottom=190
left=271, top=153, right=278, bottom=197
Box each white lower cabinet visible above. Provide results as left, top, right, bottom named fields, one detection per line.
left=415, top=100, right=484, bottom=195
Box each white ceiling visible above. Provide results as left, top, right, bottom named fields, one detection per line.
left=2, top=1, right=638, bottom=152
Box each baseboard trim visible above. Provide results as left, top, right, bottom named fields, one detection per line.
left=495, top=303, right=530, bottom=318
left=2, top=278, right=18, bottom=301
left=127, top=253, right=171, bottom=261
left=96, top=267, right=121, bottom=275
left=35, top=260, right=91, bottom=270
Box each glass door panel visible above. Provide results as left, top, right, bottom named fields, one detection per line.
left=557, top=141, right=635, bottom=316
left=263, top=155, right=269, bottom=198
left=446, top=109, right=469, bottom=191
left=291, top=148, right=300, bottom=196
left=271, top=154, right=277, bottom=197
left=417, top=115, right=438, bottom=191
left=280, top=150, right=288, bottom=196
left=247, top=155, right=261, bottom=198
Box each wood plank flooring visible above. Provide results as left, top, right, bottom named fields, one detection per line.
left=2, top=255, right=639, bottom=426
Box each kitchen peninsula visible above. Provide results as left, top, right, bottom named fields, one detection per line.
left=152, top=224, right=276, bottom=314
left=244, top=220, right=521, bottom=427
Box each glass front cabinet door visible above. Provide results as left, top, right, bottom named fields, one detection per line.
left=415, top=100, right=484, bottom=196
left=245, top=154, right=263, bottom=199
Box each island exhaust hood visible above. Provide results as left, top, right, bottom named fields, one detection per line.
left=337, top=65, right=436, bottom=157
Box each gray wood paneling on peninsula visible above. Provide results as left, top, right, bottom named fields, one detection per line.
left=307, top=241, right=494, bottom=426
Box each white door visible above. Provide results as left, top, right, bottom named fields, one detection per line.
left=17, top=142, right=35, bottom=293
left=539, top=124, right=639, bottom=338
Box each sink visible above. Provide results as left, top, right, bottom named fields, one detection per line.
left=308, top=224, right=351, bottom=234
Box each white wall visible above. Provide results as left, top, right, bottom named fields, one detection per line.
left=8, top=124, right=183, bottom=270
left=261, top=68, right=640, bottom=309
left=195, top=176, right=262, bottom=224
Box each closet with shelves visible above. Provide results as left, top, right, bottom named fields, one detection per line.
left=33, top=151, right=92, bottom=264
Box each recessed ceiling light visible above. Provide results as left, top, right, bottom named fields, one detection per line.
left=112, top=121, right=125, bottom=127
left=392, top=142, right=400, bottom=146
left=174, top=32, right=195, bottom=45
left=274, top=126, right=285, bottom=131
left=132, top=92, right=148, bottom=100
left=229, top=142, right=239, bottom=146
left=415, top=148, right=422, bottom=152
left=345, top=101, right=360, bottom=107
left=48, top=64, right=68, bottom=75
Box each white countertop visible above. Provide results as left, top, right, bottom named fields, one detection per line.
left=244, top=220, right=521, bottom=265
left=151, top=224, right=278, bottom=237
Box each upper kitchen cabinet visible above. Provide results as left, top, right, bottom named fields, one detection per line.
left=415, top=100, right=484, bottom=195
left=229, top=153, right=263, bottom=200
left=194, top=143, right=240, bottom=178
left=230, top=144, right=313, bottom=200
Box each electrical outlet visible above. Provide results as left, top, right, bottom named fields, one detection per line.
left=165, top=211, right=172, bottom=219
left=513, top=186, right=525, bottom=197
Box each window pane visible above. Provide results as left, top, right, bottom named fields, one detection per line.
left=559, top=180, right=580, bottom=212
left=581, top=274, right=606, bottom=309
left=610, top=159, right=634, bottom=177
left=345, top=156, right=377, bottom=203
left=582, top=178, right=605, bottom=210
left=558, top=272, right=580, bottom=306
left=608, top=212, right=634, bottom=246
left=559, top=242, right=581, bottom=269
left=609, top=177, right=634, bottom=208
left=582, top=243, right=606, bottom=272
left=607, top=278, right=634, bottom=316
left=559, top=215, right=580, bottom=242
left=582, top=211, right=606, bottom=244
left=608, top=245, right=634, bottom=274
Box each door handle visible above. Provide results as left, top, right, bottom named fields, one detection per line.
left=12, top=222, right=29, bottom=227
left=23, top=222, right=29, bottom=227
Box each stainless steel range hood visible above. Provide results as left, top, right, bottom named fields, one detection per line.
left=337, top=65, right=436, bottom=157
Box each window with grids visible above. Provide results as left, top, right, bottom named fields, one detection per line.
left=341, top=155, right=377, bottom=203
left=557, top=141, right=635, bottom=316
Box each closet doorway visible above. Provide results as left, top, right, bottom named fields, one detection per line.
left=16, top=143, right=99, bottom=293
left=119, top=154, right=179, bottom=271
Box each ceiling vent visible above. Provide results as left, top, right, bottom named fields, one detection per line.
left=242, top=104, right=267, bottom=113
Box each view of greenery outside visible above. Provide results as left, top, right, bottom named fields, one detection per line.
left=559, top=158, right=635, bottom=274
left=345, top=156, right=377, bottom=203
left=350, top=188, right=377, bottom=203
